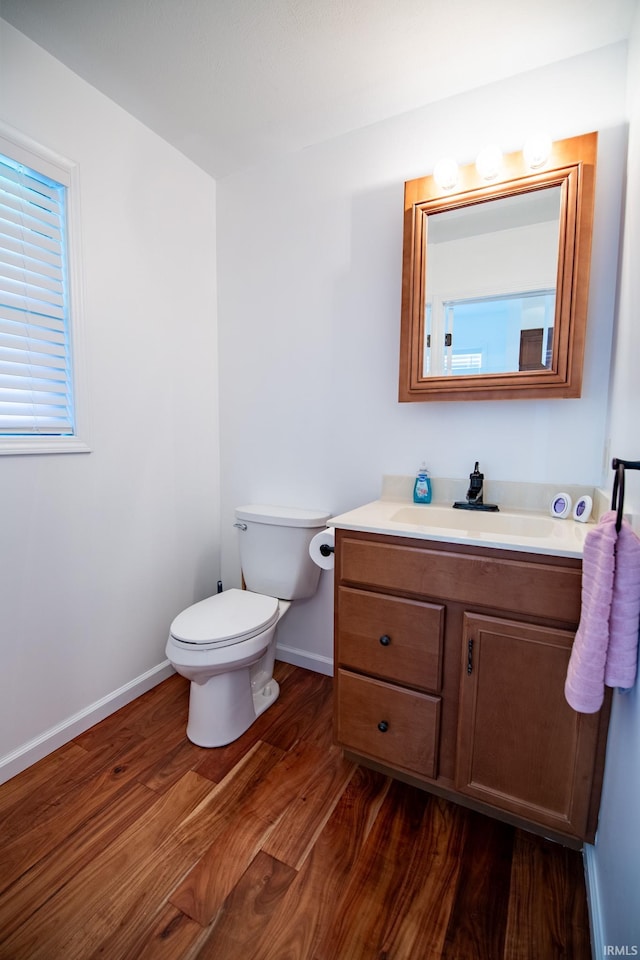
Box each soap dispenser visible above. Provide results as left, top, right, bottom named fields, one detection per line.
left=413, top=463, right=432, bottom=504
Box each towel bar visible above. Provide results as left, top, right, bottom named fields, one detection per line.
left=611, top=458, right=640, bottom=533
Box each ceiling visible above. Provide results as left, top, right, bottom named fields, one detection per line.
left=1, top=0, right=637, bottom=179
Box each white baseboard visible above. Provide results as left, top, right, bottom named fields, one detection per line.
left=0, top=660, right=175, bottom=786
left=276, top=643, right=334, bottom=677
left=1, top=647, right=332, bottom=787
left=584, top=842, right=604, bottom=960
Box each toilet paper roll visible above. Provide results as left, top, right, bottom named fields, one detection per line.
left=309, top=528, right=335, bottom=570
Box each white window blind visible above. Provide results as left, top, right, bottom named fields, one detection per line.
left=0, top=150, right=74, bottom=436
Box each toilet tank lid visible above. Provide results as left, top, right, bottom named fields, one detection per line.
left=235, top=504, right=330, bottom=527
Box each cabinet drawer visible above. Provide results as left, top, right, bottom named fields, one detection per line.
left=337, top=586, right=443, bottom=691
left=336, top=669, right=440, bottom=779
left=339, top=534, right=581, bottom=624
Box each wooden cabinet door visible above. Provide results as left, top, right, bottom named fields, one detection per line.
left=455, top=613, right=601, bottom=839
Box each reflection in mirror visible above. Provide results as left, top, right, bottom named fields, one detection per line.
left=399, top=132, right=597, bottom=402
left=424, top=187, right=561, bottom=377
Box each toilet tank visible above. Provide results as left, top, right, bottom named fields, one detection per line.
left=235, top=504, right=330, bottom=600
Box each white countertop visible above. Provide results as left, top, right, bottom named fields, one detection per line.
left=328, top=500, right=591, bottom=559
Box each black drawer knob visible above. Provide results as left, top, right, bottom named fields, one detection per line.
left=378, top=721, right=389, bottom=733
left=379, top=635, right=391, bottom=646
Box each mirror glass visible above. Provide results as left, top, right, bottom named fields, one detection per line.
left=424, top=186, right=561, bottom=377
left=399, top=132, right=597, bottom=402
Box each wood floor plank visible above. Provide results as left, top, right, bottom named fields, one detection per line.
left=271, top=661, right=298, bottom=683
left=504, top=830, right=591, bottom=960
left=0, top=780, right=156, bottom=946
left=110, top=905, right=207, bottom=960
left=51, top=743, right=285, bottom=960
left=259, top=669, right=333, bottom=751
left=243, top=765, right=391, bottom=960
left=169, top=737, right=354, bottom=927
left=317, top=780, right=470, bottom=960
left=378, top=799, right=470, bottom=960
left=137, top=736, right=210, bottom=793
left=0, top=732, right=140, bottom=847
left=169, top=810, right=275, bottom=925
left=73, top=673, right=188, bottom=751
left=236, top=738, right=340, bottom=827
left=297, top=676, right=336, bottom=752
left=0, top=717, right=220, bottom=896
left=441, top=810, right=514, bottom=960
left=358, top=795, right=470, bottom=960
left=0, top=742, right=87, bottom=815
left=261, top=744, right=355, bottom=869
left=189, top=851, right=298, bottom=960
left=193, top=713, right=266, bottom=783
left=0, top=771, right=214, bottom=960
left=0, top=737, right=172, bottom=892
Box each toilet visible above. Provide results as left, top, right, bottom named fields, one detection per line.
left=166, top=504, right=330, bottom=747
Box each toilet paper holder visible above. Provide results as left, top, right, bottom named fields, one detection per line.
left=309, top=528, right=336, bottom=571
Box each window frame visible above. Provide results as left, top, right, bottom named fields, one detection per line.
left=0, top=121, right=90, bottom=455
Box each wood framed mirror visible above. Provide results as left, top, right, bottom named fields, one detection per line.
left=399, top=132, right=597, bottom=402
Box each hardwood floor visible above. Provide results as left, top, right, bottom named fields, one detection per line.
left=0, top=663, right=591, bottom=959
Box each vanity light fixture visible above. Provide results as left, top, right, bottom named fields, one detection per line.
left=523, top=132, right=552, bottom=170
left=433, top=157, right=459, bottom=192
left=475, top=144, right=503, bottom=181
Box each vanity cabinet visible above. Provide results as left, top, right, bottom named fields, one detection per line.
left=333, top=529, right=610, bottom=846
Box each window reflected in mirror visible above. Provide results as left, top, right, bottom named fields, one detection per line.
left=425, top=289, right=556, bottom=376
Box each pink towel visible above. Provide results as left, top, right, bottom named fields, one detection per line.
left=565, top=511, right=640, bottom=713
left=565, top=512, right=617, bottom=713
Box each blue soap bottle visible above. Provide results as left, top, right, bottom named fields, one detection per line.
left=413, top=463, right=432, bottom=503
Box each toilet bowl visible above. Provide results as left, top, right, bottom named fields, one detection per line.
left=166, top=504, right=329, bottom=747
left=166, top=588, right=291, bottom=747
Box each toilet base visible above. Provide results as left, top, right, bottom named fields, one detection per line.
left=253, top=678, right=280, bottom=718
left=186, top=668, right=280, bottom=748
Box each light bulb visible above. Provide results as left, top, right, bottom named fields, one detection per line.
left=475, top=144, right=503, bottom=181
left=433, top=157, right=459, bottom=192
left=523, top=133, right=552, bottom=170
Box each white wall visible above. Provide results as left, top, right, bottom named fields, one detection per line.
left=217, top=44, right=628, bottom=673
left=587, top=4, right=640, bottom=951
left=0, top=22, right=220, bottom=778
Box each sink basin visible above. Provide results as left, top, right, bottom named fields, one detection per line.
left=329, top=499, right=590, bottom=558
left=390, top=505, right=555, bottom=539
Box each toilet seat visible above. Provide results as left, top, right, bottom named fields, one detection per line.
left=169, top=588, right=279, bottom=650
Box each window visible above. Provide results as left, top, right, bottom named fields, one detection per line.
left=0, top=125, right=89, bottom=454
left=437, top=290, right=556, bottom=377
